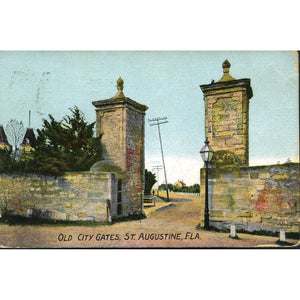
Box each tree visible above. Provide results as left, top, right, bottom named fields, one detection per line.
left=158, top=183, right=174, bottom=192
left=5, top=119, right=25, bottom=160
left=172, top=183, right=200, bottom=194
left=188, top=184, right=200, bottom=194
left=144, top=169, right=157, bottom=195
left=0, top=148, right=13, bottom=172
left=31, top=106, right=103, bottom=176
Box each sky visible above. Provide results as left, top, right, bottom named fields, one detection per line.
left=1, top=1, right=299, bottom=293
left=0, top=51, right=298, bottom=185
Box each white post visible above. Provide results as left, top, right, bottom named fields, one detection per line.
left=279, top=230, right=286, bottom=242
left=230, top=224, right=237, bottom=238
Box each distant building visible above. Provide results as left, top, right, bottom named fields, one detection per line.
left=0, top=126, right=11, bottom=151
left=19, top=128, right=36, bottom=161
left=174, top=180, right=186, bottom=188
left=20, top=128, right=36, bottom=153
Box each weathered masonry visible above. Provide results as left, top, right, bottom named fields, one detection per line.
left=0, top=78, right=148, bottom=222
left=200, top=163, right=300, bottom=233
left=0, top=172, right=117, bottom=222
left=92, top=78, right=148, bottom=217
left=200, top=60, right=253, bottom=166
left=199, top=61, right=299, bottom=234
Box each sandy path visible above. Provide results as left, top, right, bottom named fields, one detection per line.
left=0, top=199, right=298, bottom=248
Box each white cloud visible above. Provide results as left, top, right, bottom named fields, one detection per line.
left=250, top=155, right=299, bottom=167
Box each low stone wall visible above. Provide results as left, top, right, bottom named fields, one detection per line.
left=200, top=163, right=300, bottom=233
left=0, top=172, right=118, bottom=222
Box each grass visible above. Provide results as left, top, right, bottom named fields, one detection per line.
left=0, top=212, right=146, bottom=227
left=0, top=214, right=110, bottom=226
left=111, top=213, right=146, bottom=223
left=195, top=223, right=300, bottom=240
left=275, top=240, right=296, bottom=246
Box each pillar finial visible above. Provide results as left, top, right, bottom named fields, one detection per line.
left=114, top=77, right=125, bottom=98
left=222, top=59, right=231, bottom=73
left=219, top=59, right=235, bottom=82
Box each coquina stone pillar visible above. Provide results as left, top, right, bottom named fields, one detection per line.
left=200, top=60, right=253, bottom=166
left=92, top=78, right=148, bottom=216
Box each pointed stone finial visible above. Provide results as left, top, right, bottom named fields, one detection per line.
left=114, top=77, right=125, bottom=98
left=117, top=77, right=124, bottom=90
left=222, top=59, right=231, bottom=72
left=219, top=59, right=235, bottom=82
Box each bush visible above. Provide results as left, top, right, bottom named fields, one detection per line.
left=210, top=150, right=243, bottom=167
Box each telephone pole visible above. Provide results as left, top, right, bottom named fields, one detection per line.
left=149, top=117, right=169, bottom=202
left=152, top=165, right=162, bottom=193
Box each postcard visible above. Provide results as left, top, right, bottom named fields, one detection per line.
left=0, top=51, right=299, bottom=248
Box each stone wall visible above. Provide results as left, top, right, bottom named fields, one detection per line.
left=200, top=61, right=253, bottom=166
left=200, top=163, right=300, bottom=233
left=207, top=90, right=249, bottom=163
left=125, top=107, right=145, bottom=213
left=202, top=82, right=251, bottom=166
left=0, top=172, right=118, bottom=222
left=96, top=106, right=126, bottom=168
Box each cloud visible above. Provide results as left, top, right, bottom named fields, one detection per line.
left=250, top=155, right=299, bottom=166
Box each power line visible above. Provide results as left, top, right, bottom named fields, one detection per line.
left=148, top=117, right=169, bottom=202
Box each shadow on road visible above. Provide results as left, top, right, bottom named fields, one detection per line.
left=159, top=197, right=192, bottom=203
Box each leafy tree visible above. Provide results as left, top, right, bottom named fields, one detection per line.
left=0, top=148, right=13, bottom=172
left=167, top=183, right=200, bottom=194
left=144, top=169, right=157, bottom=195
left=5, top=119, right=25, bottom=160
left=0, top=147, right=31, bottom=173
left=158, top=183, right=174, bottom=192
left=188, top=184, right=200, bottom=194
left=31, top=106, right=103, bottom=176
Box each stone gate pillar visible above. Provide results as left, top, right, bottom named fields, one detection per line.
left=92, top=78, right=148, bottom=216
left=200, top=60, right=253, bottom=166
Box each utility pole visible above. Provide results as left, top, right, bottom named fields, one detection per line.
left=152, top=165, right=162, bottom=194
left=149, top=117, right=169, bottom=202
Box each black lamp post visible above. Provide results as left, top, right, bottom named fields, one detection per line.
left=200, top=137, right=213, bottom=229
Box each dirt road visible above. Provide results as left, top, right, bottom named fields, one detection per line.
left=0, top=199, right=298, bottom=248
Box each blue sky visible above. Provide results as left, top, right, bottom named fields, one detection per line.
left=0, top=51, right=298, bottom=184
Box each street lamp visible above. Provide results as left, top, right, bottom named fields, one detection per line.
left=200, top=137, right=213, bottom=229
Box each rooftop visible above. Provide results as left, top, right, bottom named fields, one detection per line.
left=0, top=126, right=9, bottom=145
left=21, top=128, right=36, bottom=145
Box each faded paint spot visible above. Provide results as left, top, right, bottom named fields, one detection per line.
left=255, top=188, right=269, bottom=212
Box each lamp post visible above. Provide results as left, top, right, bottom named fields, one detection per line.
left=200, top=137, right=213, bottom=229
